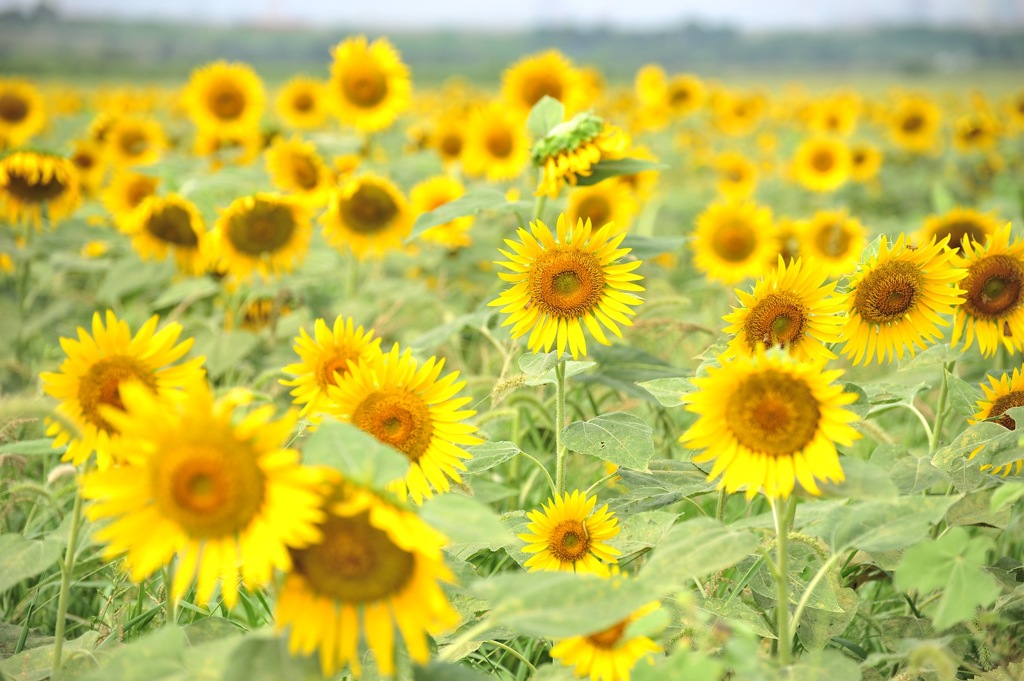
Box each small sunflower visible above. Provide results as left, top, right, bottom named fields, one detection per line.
left=691, top=200, right=776, bottom=285
left=715, top=150, right=758, bottom=200
left=532, top=112, right=629, bottom=198
left=798, top=210, right=867, bottom=278
left=839, top=234, right=966, bottom=365
left=124, top=194, right=207, bottom=275
left=680, top=350, right=861, bottom=499
left=411, top=175, right=474, bottom=249
left=666, top=73, right=706, bottom=118
left=81, top=381, right=328, bottom=608
left=849, top=143, right=882, bottom=183
left=223, top=297, right=291, bottom=332
left=321, top=173, right=413, bottom=260
left=428, top=113, right=466, bottom=167
left=326, top=344, right=481, bottom=504
left=70, top=139, right=107, bottom=195
left=723, top=257, right=845, bottom=362
left=952, top=223, right=1024, bottom=357
left=953, top=112, right=999, bottom=153
left=502, top=49, right=585, bottom=117
left=102, top=171, right=159, bottom=230
left=807, top=97, right=859, bottom=137
left=792, top=137, right=851, bottom=193
left=0, top=78, right=46, bottom=148
left=918, top=207, right=999, bottom=254
left=329, top=35, right=411, bottom=133
left=281, top=316, right=382, bottom=417
left=265, top=136, right=333, bottom=206
left=105, top=116, right=168, bottom=167
left=634, top=64, right=667, bottom=108
left=193, top=127, right=264, bottom=167
left=968, top=367, right=1024, bottom=476
left=211, top=193, right=311, bottom=282
left=889, top=97, right=941, bottom=154
left=519, top=490, right=621, bottom=574
left=0, top=151, right=81, bottom=228
left=184, top=61, right=265, bottom=137
left=490, top=214, right=645, bottom=360
left=773, top=217, right=804, bottom=265
left=565, top=181, right=638, bottom=237
left=712, top=91, right=765, bottom=137
left=277, top=481, right=459, bottom=677
left=462, top=102, right=531, bottom=182
left=39, top=311, right=206, bottom=467
left=275, top=76, right=329, bottom=130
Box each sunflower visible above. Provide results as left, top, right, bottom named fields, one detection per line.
left=849, top=143, right=882, bottom=183
left=838, top=234, right=966, bottom=365
left=518, top=490, right=621, bottom=574
left=193, top=127, right=264, bottom=167
left=39, top=311, right=206, bottom=468
left=265, top=136, right=333, bottom=206
left=889, top=96, right=941, bottom=154
left=329, top=35, right=411, bottom=133
left=223, top=297, right=292, bottom=332
left=715, top=151, right=758, bottom=200
left=275, top=76, right=329, bottom=130
left=968, top=367, right=1024, bottom=476
left=666, top=73, right=706, bottom=118
left=712, top=91, right=765, bottom=137
left=680, top=350, right=861, bottom=499
left=124, top=194, right=207, bottom=275
left=723, top=257, right=845, bottom=362
left=211, top=193, right=311, bottom=282
left=798, top=210, right=867, bottom=279
left=277, top=481, right=459, bottom=677
left=565, top=181, right=638, bottom=237
left=1006, top=90, right=1024, bottom=130
left=953, top=112, right=999, bottom=153
left=81, top=381, right=327, bottom=608
left=490, top=214, right=645, bottom=360
left=634, top=64, right=667, bottom=109
left=0, top=78, right=46, bottom=148
left=952, top=223, right=1024, bottom=357
left=792, top=137, right=851, bottom=193
left=502, top=49, right=585, bottom=118
left=0, top=151, right=81, bottom=228
left=918, top=207, right=999, bottom=254
left=184, top=61, right=265, bottom=137
left=773, top=217, right=804, bottom=266
left=281, top=316, right=382, bottom=417
left=326, top=344, right=481, bottom=504
left=321, top=173, right=413, bottom=260
left=807, top=97, right=859, bottom=137
left=102, top=171, right=159, bottom=229
left=462, top=102, right=531, bottom=182
left=533, top=112, right=630, bottom=198
left=691, top=200, right=776, bottom=285
left=411, top=175, right=474, bottom=249
left=105, top=116, right=168, bottom=167
left=428, top=113, right=466, bottom=167
left=70, top=139, right=107, bottom=195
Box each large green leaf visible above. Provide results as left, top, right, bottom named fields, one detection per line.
left=806, top=496, right=960, bottom=553
left=0, top=631, right=100, bottom=681
left=612, top=460, right=717, bottom=514
left=419, top=493, right=511, bottom=549
left=932, top=420, right=1017, bottom=492
left=220, top=635, right=321, bottom=681
left=946, top=369, right=983, bottom=418
left=639, top=518, right=760, bottom=590
left=464, top=441, right=521, bottom=474
left=575, top=345, right=687, bottom=401
left=0, top=534, right=64, bottom=593
left=525, top=95, right=565, bottom=138
left=575, top=158, right=668, bottom=187
left=300, top=420, right=409, bottom=489
left=415, top=662, right=492, bottom=681
left=561, top=412, right=655, bottom=470
left=407, top=188, right=526, bottom=242
left=635, top=376, right=695, bottom=407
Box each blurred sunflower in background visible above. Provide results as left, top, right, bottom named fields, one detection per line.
left=427, top=112, right=467, bottom=167
left=849, top=142, right=882, bottom=184
left=798, top=210, right=866, bottom=278
left=329, top=35, right=411, bottom=132
left=275, top=76, right=329, bottom=130
left=502, top=49, right=585, bottom=117
left=692, top=200, right=775, bottom=285
left=321, top=173, right=413, bottom=259
left=105, top=116, right=168, bottom=167
left=519, top=490, right=621, bottom=574
left=0, top=78, right=46, bottom=148
left=70, top=139, right=107, bottom=195
left=212, top=193, right=311, bottom=281
left=411, top=175, right=475, bottom=249
left=666, top=73, right=706, bottom=118
left=0, top=150, right=81, bottom=228
left=125, top=194, right=207, bottom=275
left=715, top=150, right=758, bottom=200
left=888, top=95, right=941, bottom=154
left=103, top=170, right=159, bottom=229
left=953, top=112, right=999, bottom=152
left=184, top=61, right=265, bottom=137
left=565, top=181, right=638, bottom=236
left=462, top=102, right=531, bottom=182
left=952, top=223, right=1024, bottom=357
left=969, top=367, right=1024, bottom=476
left=792, top=136, right=851, bottom=193
left=265, top=136, right=333, bottom=206
left=918, top=207, right=999, bottom=254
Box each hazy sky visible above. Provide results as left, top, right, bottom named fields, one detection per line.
left=4, top=0, right=1018, bottom=29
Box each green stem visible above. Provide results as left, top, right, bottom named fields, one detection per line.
left=928, top=360, right=955, bottom=454
left=519, top=450, right=557, bottom=497
left=483, top=639, right=539, bottom=675
left=790, top=550, right=845, bottom=638
left=772, top=496, right=793, bottom=667
left=164, top=565, right=177, bottom=625
left=52, top=477, right=85, bottom=675
left=553, top=359, right=568, bottom=495
left=716, top=488, right=727, bottom=522
left=532, top=169, right=548, bottom=223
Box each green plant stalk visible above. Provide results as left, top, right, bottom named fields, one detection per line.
left=928, top=360, right=955, bottom=454
left=716, top=488, right=727, bottom=522
left=52, top=478, right=85, bottom=674
left=531, top=169, right=548, bottom=223
left=772, top=496, right=793, bottom=667
left=553, top=359, right=568, bottom=495
left=789, top=549, right=845, bottom=641
left=164, top=565, right=177, bottom=625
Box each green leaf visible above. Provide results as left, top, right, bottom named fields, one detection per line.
left=932, top=421, right=1017, bottom=493
left=464, top=441, right=520, bottom=474
left=839, top=382, right=870, bottom=420
left=74, top=625, right=187, bottom=681
left=408, top=308, right=497, bottom=352
left=806, top=496, right=960, bottom=553
left=407, top=188, right=521, bottom=242
left=633, top=647, right=722, bottom=681
left=575, top=345, right=687, bottom=402
left=611, top=460, right=717, bottom=514
left=561, top=412, right=655, bottom=470
left=0, top=632, right=101, bottom=681
left=0, top=439, right=61, bottom=456
left=419, top=493, right=511, bottom=549
left=415, top=662, right=492, bottom=681
left=193, top=330, right=260, bottom=381
left=615, top=511, right=679, bottom=555
left=931, top=182, right=956, bottom=213
left=946, top=488, right=1011, bottom=529
left=526, top=95, right=565, bottom=138
left=151, top=278, right=221, bottom=310
left=945, top=369, right=983, bottom=418
left=220, top=634, right=321, bottom=681
left=796, top=586, right=859, bottom=651
left=525, top=360, right=596, bottom=386
left=575, top=158, right=668, bottom=187
left=0, top=534, right=64, bottom=593
left=746, top=539, right=843, bottom=612
left=519, top=351, right=558, bottom=376
left=818, top=458, right=898, bottom=500
left=893, top=527, right=1001, bottom=630
left=639, top=517, right=760, bottom=590
left=991, top=480, right=1024, bottom=512
left=897, top=343, right=956, bottom=371
left=784, top=649, right=862, bottom=681
left=863, top=381, right=929, bottom=406
left=618, top=235, right=687, bottom=261
left=300, top=420, right=409, bottom=489
left=698, top=596, right=775, bottom=639
left=636, top=377, right=695, bottom=407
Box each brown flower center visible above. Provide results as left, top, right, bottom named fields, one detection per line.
left=529, top=247, right=606, bottom=319
left=901, top=113, right=924, bottom=133
left=0, top=93, right=29, bottom=123
left=962, top=254, right=1024, bottom=320
left=810, top=149, right=835, bottom=173
left=587, top=620, right=628, bottom=649
left=574, top=195, right=612, bottom=229
left=853, top=259, right=923, bottom=324
left=227, top=199, right=297, bottom=256
left=813, top=220, right=852, bottom=259
left=485, top=128, right=514, bottom=159
left=343, top=67, right=388, bottom=108
left=146, top=203, right=199, bottom=247
left=4, top=168, right=68, bottom=204
left=338, top=183, right=400, bottom=235
left=712, top=220, right=758, bottom=262
left=548, top=519, right=591, bottom=563
left=743, top=291, right=809, bottom=351
left=292, top=92, right=314, bottom=112
left=988, top=390, right=1024, bottom=430
left=353, top=388, right=433, bottom=462
left=521, top=74, right=563, bottom=107
left=208, top=83, right=246, bottom=120
left=77, top=356, right=158, bottom=432
left=727, top=370, right=821, bottom=457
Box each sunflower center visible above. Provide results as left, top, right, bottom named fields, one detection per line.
left=743, top=291, right=808, bottom=350
left=901, top=114, right=924, bottom=133
left=153, top=441, right=267, bottom=539
left=670, top=87, right=691, bottom=105
left=485, top=128, right=514, bottom=159
left=209, top=84, right=246, bottom=120
left=522, top=75, right=563, bottom=107
left=813, top=221, right=852, bottom=259
left=72, top=150, right=95, bottom=171
left=290, top=511, right=415, bottom=603
left=988, top=391, right=1024, bottom=430
left=575, top=195, right=611, bottom=228
left=292, top=92, right=314, bottom=112
left=529, top=247, right=606, bottom=319
left=343, top=67, right=388, bottom=108
left=77, top=356, right=158, bottom=432
left=963, top=254, right=1024, bottom=320
left=126, top=178, right=158, bottom=209
left=440, top=132, right=463, bottom=158
left=146, top=204, right=199, bottom=247
left=4, top=169, right=68, bottom=204
left=941, top=221, right=986, bottom=253
left=853, top=259, right=923, bottom=324
left=339, top=183, right=399, bottom=234
left=726, top=369, right=820, bottom=457
left=852, top=150, right=866, bottom=166
left=316, top=352, right=357, bottom=389
left=227, top=200, right=296, bottom=255
left=0, top=93, right=29, bottom=123
left=118, top=129, right=150, bottom=158
left=548, top=519, right=591, bottom=563
left=724, top=168, right=744, bottom=183
left=353, top=388, right=433, bottom=462
left=711, top=220, right=757, bottom=262
left=289, top=154, right=320, bottom=190
left=810, top=150, right=835, bottom=173
left=587, top=620, right=628, bottom=650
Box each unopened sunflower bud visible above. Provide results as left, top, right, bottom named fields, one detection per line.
left=530, top=112, right=629, bottom=198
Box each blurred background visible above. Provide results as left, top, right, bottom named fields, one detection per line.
left=1, top=0, right=1023, bottom=86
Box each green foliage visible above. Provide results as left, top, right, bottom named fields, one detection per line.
left=561, top=412, right=655, bottom=469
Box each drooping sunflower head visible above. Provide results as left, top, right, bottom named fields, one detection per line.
left=715, top=150, right=758, bottom=200
left=264, top=136, right=333, bottom=206
left=329, top=35, right=411, bottom=133
left=792, top=136, right=851, bottom=193
left=411, top=175, right=474, bottom=249
left=518, top=490, right=622, bottom=574
left=798, top=210, right=867, bottom=278
left=490, top=214, right=645, bottom=360
left=953, top=112, right=999, bottom=152
left=968, top=367, right=1024, bottom=477
left=0, top=78, right=46, bottom=148
left=125, top=193, right=208, bottom=275
left=0, top=150, right=81, bottom=228
left=889, top=96, right=941, bottom=153
left=277, top=481, right=459, bottom=677
left=692, top=200, right=776, bottom=285
left=39, top=310, right=206, bottom=467
left=502, top=49, right=585, bottom=117
left=849, top=143, right=882, bottom=183
left=70, top=139, right=107, bottom=195
left=532, top=112, right=629, bottom=197
left=103, top=170, right=159, bottom=230
left=565, top=180, right=638, bottom=237
left=321, top=173, right=413, bottom=260
left=681, top=349, right=861, bottom=499
left=184, top=61, right=265, bottom=136
left=275, top=76, right=329, bottom=130
left=839, top=234, right=966, bottom=365
left=105, top=116, right=168, bottom=167
left=212, top=193, right=311, bottom=282
left=919, top=207, right=999, bottom=254
left=461, top=102, right=531, bottom=182
left=952, top=223, right=1024, bottom=357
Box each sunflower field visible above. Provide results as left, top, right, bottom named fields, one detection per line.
left=2, top=33, right=1024, bottom=681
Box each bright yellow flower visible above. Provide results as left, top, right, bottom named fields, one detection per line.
left=211, top=193, right=311, bottom=281
left=0, top=78, right=46, bottom=148
left=410, top=175, right=474, bottom=249
left=918, top=207, right=999, bottom=254
left=691, top=200, right=776, bottom=285
left=502, top=49, right=585, bottom=118
left=715, top=151, right=758, bottom=200
left=462, top=102, right=532, bottom=182
left=0, top=151, right=81, bottom=228
left=275, top=76, right=329, bottom=130
left=321, top=173, right=413, bottom=260
left=105, top=116, right=168, bottom=167
left=264, top=135, right=333, bottom=206
left=519, top=490, right=621, bottom=574
left=968, top=367, right=1024, bottom=476
left=565, top=181, right=638, bottom=236
left=798, top=210, right=866, bottom=278
left=184, top=61, right=265, bottom=137
left=102, top=171, right=159, bottom=230
left=124, top=193, right=208, bottom=275
left=792, top=137, right=851, bottom=193
left=328, top=35, right=411, bottom=132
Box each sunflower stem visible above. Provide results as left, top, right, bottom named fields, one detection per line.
left=715, top=488, right=727, bottom=522
left=531, top=169, right=547, bottom=223
left=771, top=496, right=793, bottom=667
left=52, top=473, right=85, bottom=675
left=928, top=360, right=955, bottom=454
left=164, top=564, right=177, bottom=626
left=554, top=358, right=568, bottom=495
